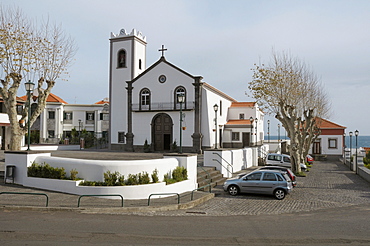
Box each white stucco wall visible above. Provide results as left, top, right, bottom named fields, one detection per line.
left=130, top=62, right=196, bottom=147
left=203, top=147, right=261, bottom=177
left=4, top=152, right=198, bottom=200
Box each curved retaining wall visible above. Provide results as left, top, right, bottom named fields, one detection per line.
left=4, top=151, right=197, bottom=200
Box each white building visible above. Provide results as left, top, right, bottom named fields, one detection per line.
left=20, top=94, right=109, bottom=145
left=109, top=28, right=264, bottom=153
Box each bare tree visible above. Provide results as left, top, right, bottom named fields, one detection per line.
left=0, top=5, right=76, bottom=150
left=248, top=51, right=330, bottom=173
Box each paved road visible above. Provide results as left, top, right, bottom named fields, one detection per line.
left=1, top=202, right=370, bottom=245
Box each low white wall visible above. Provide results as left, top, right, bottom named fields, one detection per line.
left=204, top=147, right=262, bottom=177
left=4, top=151, right=198, bottom=200
left=21, top=145, right=80, bottom=151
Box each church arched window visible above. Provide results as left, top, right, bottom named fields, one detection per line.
left=140, top=88, right=151, bottom=110
left=117, top=49, right=126, bottom=68
left=139, top=59, right=142, bottom=70
left=174, top=86, right=186, bottom=110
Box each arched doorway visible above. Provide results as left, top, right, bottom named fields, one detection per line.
left=152, top=113, right=173, bottom=151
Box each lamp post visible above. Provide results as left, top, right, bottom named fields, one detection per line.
left=25, top=80, right=35, bottom=151
left=278, top=124, right=281, bottom=143
left=249, top=116, right=254, bottom=146
left=343, top=133, right=346, bottom=165
left=78, top=119, right=82, bottom=138
left=255, top=118, right=258, bottom=146
left=267, top=120, right=270, bottom=143
left=178, top=94, right=185, bottom=153
left=349, top=131, right=353, bottom=171
left=355, top=130, right=359, bottom=174
left=213, top=104, right=219, bottom=149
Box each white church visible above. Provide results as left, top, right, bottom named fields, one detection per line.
left=109, top=28, right=264, bottom=153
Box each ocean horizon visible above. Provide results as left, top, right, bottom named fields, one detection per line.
left=264, top=135, right=370, bottom=148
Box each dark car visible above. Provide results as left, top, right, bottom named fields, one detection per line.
left=259, top=166, right=297, bottom=187
left=223, top=170, right=293, bottom=200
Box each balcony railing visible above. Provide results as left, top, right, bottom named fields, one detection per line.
left=132, top=101, right=195, bottom=112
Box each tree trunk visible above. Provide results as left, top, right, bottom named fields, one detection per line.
left=9, top=131, right=24, bottom=150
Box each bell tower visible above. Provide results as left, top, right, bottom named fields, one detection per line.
left=109, top=28, right=147, bottom=150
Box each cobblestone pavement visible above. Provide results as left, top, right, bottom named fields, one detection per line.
left=147, top=160, right=370, bottom=216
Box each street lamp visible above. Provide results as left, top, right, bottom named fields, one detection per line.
left=249, top=116, right=254, bottom=146
left=78, top=119, right=82, bottom=138
left=255, top=118, right=258, bottom=146
left=355, top=130, right=359, bottom=174
left=25, top=80, right=35, bottom=151
left=278, top=124, right=281, bottom=143
left=213, top=104, right=219, bottom=149
left=349, top=131, right=353, bottom=171
left=178, top=94, right=185, bottom=153
left=267, top=120, right=270, bottom=143
left=343, top=133, right=346, bottom=165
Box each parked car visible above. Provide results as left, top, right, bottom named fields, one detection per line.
left=266, top=153, right=307, bottom=171
left=223, top=170, right=293, bottom=200
left=306, top=155, right=314, bottom=164
left=259, top=166, right=297, bottom=187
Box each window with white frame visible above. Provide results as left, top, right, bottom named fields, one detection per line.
left=140, top=88, right=150, bottom=106
left=86, top=112, right=94, bottom=121
left=328, top=138, right=337, bottom=149
left=239, top=113, right=244, bottom=120
left=48, top=111, right=55, bottom=119
left=63, top=112, right=73, bottom=120
left=48, top=130, right=55, bottom=138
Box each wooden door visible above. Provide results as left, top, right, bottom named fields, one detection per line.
left=153, top=113, right=173, bottom=151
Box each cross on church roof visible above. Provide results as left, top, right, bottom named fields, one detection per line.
left=158, top=45, right=167, bottom=57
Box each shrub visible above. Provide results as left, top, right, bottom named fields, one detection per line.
left=172, top=166, right=188, bottom=182
left=104, top=171, right=120, bottom=186
left=79, top=181, right=105, bottom=186
left=295, top=171, right=307, bottom=177
left=151, top=169, right=159, bottom=183
left=139, top=171, right=150, bottom=184
left=70, top=169, right=79, bottom=180
left=117, top=175, right=125, bottom=186
left=27, top=162, right=66, bottom=179
left=126, top=174, right=139, bottom=185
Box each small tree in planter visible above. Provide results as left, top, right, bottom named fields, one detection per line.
left=171, top=140, right=178, bottom=152
left=143, top=139, right=151, bottom=153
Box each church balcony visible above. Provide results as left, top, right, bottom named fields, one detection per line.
left=132, top=101, right=195, bottom=112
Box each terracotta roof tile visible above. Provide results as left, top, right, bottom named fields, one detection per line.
left=226, top=119, right=253, bottom=125
left=95, top=98, right=109, bottom=104
left=317, top=118, right=346, bottom=129
left=20, top=93, right=68, bottom=104
left=230, top=102, right=256, bottom=107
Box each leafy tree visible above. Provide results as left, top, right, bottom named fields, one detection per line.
left=0, top=5, right=76, bottom=150
left=248, top=51, right=330, bottom=173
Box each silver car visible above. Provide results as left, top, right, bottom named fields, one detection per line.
left=223, top=170, right=293, bottom=200
left=266, top=153, right=307, bottom=171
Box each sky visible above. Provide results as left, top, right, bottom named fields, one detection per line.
left=2, top=0, right=370, bottom=135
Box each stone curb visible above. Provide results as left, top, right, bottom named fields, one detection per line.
left=0, top=193, right=215, bottom=214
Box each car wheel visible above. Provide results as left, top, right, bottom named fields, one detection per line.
left=274, top=189, right=286, bottom=200
left=228, top=185, right=239, bottom=196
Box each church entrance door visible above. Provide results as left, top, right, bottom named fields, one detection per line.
left=152, top=113, right=173, bottom=151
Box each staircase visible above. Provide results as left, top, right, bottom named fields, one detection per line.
left=197, top=166, right=227, bottom=191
